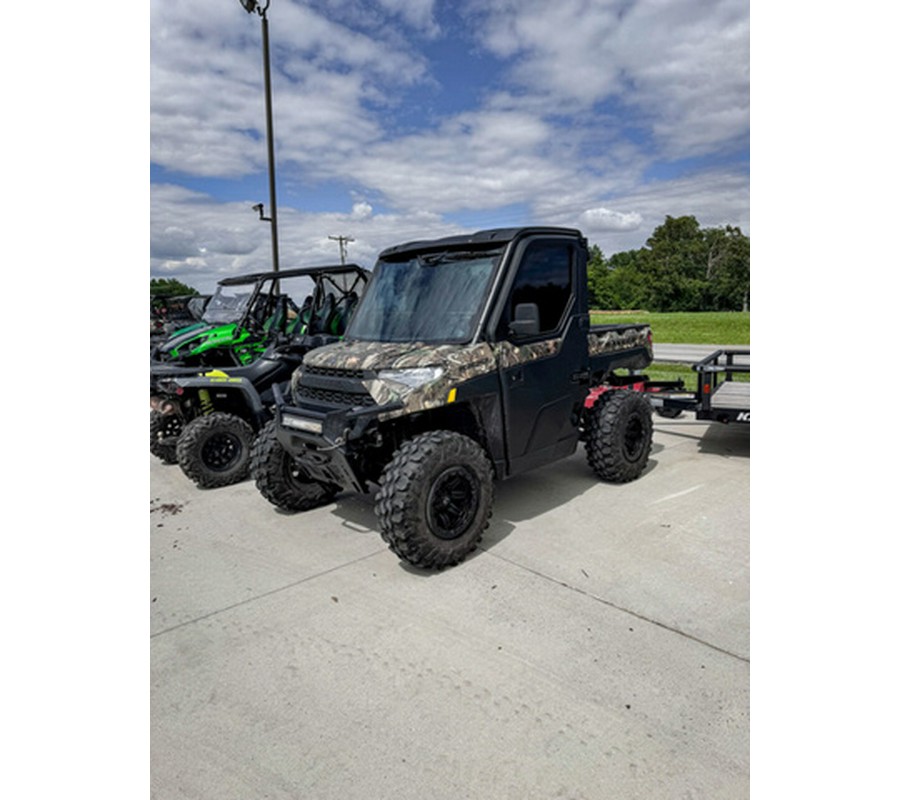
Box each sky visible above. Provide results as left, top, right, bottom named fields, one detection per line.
left=150, top=0, right=750, bottom=294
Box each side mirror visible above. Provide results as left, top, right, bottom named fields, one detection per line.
left=509, top=303, right=540, bottom=338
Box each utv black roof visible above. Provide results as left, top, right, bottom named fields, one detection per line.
left=378, top=227, right=584, bottom=260
left=216, top=264, right=369, bottom=287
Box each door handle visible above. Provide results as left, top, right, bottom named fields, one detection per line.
left=570, top=370, right=590, bottom=384
left=509, top=368, right=524, bottom=383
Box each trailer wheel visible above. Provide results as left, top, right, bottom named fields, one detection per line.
left=656, top=407, right=684, bottom=419
left=375, top=431, right=494, bottom=570
left=150, top=410, right=184, bottom=465
left=250, top=421, right=338, bottom=511
left=585, top=389, right=653, bottom=483
left=176, top=412, right=254, bottom=489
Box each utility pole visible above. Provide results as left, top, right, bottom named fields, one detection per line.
left=329, top=235, right=355, bottom=265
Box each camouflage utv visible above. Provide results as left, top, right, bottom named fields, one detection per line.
left=251, top=227, right=655, bottom=570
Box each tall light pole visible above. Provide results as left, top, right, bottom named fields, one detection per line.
left=239, top=0, right=279, bottom=274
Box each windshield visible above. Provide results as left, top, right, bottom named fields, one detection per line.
left=187, top=296, right=209, bottom=320
left=202, top=287, right=254, bottom=324
left=346, top=249, right=502, bottom=343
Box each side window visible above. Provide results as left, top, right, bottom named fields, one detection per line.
left=504, top=240, right=573, bottom=337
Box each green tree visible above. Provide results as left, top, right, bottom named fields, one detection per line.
left=704, top=225, right=750, bottom=311
left=640, top=215, right=709, bottom=312
left=606, top=250, right=651, bottom=310
left=588, top=215, right=750, bottom=312
left=150, top=278, right=199, bottom=297
left=585, top=244, right=608, bottom=307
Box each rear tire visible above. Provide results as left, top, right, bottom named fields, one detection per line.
left=250, top=420, right=338, bottom=511
left=584, top=389, right=653, bottom=483
left=176, top=412, right=254, bottom=489
left=375, top=431, right=494, bottom=570
left=150, top=411, right=184, bottom=464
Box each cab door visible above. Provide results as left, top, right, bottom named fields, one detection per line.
left=492, top=237, right=590, bottom=476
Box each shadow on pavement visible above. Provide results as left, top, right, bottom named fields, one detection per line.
left=655, top=418, right=750, bottom=458
left=303, top=441, right=674, bottom=571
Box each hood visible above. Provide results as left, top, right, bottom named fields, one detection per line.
left=303, top=339, right=494, bottom=375
left=160, top=322, right=237, bottom=355
left=302, top=339, right=498, bottom=412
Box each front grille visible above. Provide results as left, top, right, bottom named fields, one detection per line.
left=294, top=385, right=376, bottom=408
left=303, top=365, right=366, bottom=380
left=293, top=364, right=375, bottom=409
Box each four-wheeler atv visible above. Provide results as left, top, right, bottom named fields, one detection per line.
left=149, top=264, right=369, bottom=489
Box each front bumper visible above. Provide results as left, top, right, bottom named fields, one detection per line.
left=272, top=383, right=402, bottom=493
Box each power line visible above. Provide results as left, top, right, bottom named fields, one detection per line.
left=328, top=234, right=355, bottom=264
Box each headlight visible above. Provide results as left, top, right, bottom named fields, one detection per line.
left=290, top=366, right=304, bottom=405
left=281, top=414, right=322, bottom=434
left=376, top=366, right=444, bottom=389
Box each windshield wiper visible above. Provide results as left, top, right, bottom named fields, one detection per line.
left=416, top=247, right=503, bottom=268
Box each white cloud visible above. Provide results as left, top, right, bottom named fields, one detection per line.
left=150, top=0, right=428, bottom=178
left=579, top=207, right=643, bottom=232
left=149, top=0, right=749, bottom=287
left=151, top=164, right=749, bottom=296
left=464, top=0, right=749, bottom=156
left=351, top=201, right=373, bottom=219
left=576, top=170, right=750, bottom=252
left=297, top=0, right=440, bottom=37
left=338, top=108, right=577, bottom=214
left=150, top=183, right=463, bottom=293
left=375, top=0, right=440, bottom=36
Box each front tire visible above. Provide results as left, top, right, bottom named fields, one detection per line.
left=176, top=412, right=254, bottom=489
left=150, top=410, right=184, bottom=464
left=250, top=420, right=338, bottom=511
left=584, top=389, right=653, bottom=483
left=375, top=430, right=494, bottom=570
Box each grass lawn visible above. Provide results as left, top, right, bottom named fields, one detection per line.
left=636, top=361, right=749, bottom=387
left=590, top=310, right=750, bottom=345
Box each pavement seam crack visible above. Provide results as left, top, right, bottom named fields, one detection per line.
left=150, top=547, right=386, bottom=639
left=479, top=547, right=749, bottom=664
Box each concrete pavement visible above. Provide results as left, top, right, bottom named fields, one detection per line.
left=150, top=415, right=749, bottom=799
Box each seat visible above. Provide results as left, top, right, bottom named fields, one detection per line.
left=327, top=291, right=359, bottom=336
left=285, top=294, right=313, bottom=336
left=261, top=296, right=288, bottom=335
left=310, top=294, right=336, bottom=335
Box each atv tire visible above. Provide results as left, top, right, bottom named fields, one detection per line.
left=176, top=412, right=255, bottom=489
left=250, top=420, right=338, bottom=511
left=375, top=430, right=494, bottom=570
left=584, top=389, right=653, bottom=483
left=150, top=411, right=184, bottom=464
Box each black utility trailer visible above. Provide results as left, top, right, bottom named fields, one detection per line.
left=647, top=349, right=750, bottom=424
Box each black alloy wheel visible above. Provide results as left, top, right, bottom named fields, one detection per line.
left=426, top=466, right=479, bottom=540
left=176, top=413, right=255, bottom=489
left=200, top=430, right=244, bottom=472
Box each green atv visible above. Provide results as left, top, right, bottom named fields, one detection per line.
left=151, top=267, right=340, bottom=368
